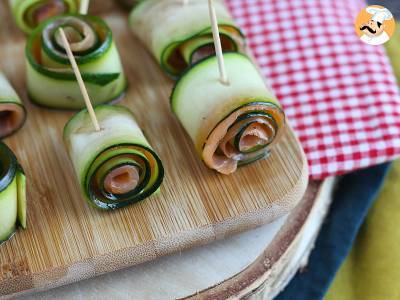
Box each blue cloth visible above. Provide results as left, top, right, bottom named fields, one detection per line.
left=275, top=163, right=392, bottom=300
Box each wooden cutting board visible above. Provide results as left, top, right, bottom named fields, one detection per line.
left=0, top=1, right=308, bottom=298
left=16, top=180, right=333, bottom=300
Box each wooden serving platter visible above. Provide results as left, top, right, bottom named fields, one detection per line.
left=0, top=1, right=308, bottom=298
left=19, top=180, right=333, bottom=300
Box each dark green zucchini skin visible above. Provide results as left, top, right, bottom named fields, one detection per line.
left=0, top=142, right=18, bottom=193
left=116, top=0, right=141, bottom=9
left=160, top=30, right=242, bottom=79
left=0, top=142, right=22, bottom=245
left=27, top=84, right=127, bottom=112
left=86, top=144, right=164, bottom=210
left=0, top=227, right=16, bottom=245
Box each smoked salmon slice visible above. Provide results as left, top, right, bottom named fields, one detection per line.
left=0, top=72, right=26, bottom=138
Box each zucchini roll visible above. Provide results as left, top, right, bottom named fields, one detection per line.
left=26, top=14, right=127, bottom=109
left=64, top=105, right=164, bottom=210
left=9, top=0, right=79, bottom=34
left=129, top=0, right=244, bottom=78
left=171, top=53, right=285, bottom=175
left=0, top=142, right=27, bottom=245
left=0, top=72, right=26, bottom=138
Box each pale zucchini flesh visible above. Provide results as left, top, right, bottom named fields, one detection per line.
left=17, top=170, right=27, bottom=229
left=0, top=178, right=18, bottom=243
left=0, top=142, right=27, bottom=245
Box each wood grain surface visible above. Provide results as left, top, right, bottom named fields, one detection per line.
left=0, top=1, right=308, bottom=298
left=15, top=180, right=333, bottom=300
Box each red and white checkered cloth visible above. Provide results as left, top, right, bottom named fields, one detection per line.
left=226, top=0, right=400, bottom=179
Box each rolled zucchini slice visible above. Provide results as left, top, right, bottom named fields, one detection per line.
left=0, top=142, right=27, bottom=245
left=9, top=0, right=79, bottom=34
left=64, top=105, right=164, bottom=210
left=26, top=14, right=127, bottom=109
left=129, top=0, right=244, bottom=78
left=0, top=72, right=26, bottom=138
left=171, top=53, right=286, bottom=175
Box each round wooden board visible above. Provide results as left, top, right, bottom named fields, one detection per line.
left=14, top=179, right=334, bottom=300
left=0, top=1, right=308, bottom=298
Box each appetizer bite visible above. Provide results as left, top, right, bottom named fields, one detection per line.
left=171, top=53, right=285, bottom=174
left=129, top=0, right=244, bottom=78
left=9, top=0, right=80, bottom=34
left=0, top=72, right=26, bottom=138
left=64, top=105, right=164, bottom=210
left=0, top=142, right=26, bottom=245
left=26, top=14, right=127, bottom=109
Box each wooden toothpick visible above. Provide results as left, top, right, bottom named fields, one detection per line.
left=59, top=28, right=101, bottom=132
left=79, top=0, right=89, bottom=14
left=207, top=0, right=229, bottom=85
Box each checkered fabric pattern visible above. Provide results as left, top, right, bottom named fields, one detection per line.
left=226, top=0, right=400, bottom=179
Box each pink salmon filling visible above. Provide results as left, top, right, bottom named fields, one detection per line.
left=202, top=104, right=284, bottom=175
left=32, top=1, right=67, bottom=26
left=104, top=165, right=140, bottom=195
left=0, top=104, right=25, bottom=138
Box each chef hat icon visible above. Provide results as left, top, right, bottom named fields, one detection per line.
left=366, top=6, right=393, bottom=24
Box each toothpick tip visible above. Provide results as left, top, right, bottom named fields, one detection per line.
left=219, top=77, right=230, bottom=85
left=79, top=0, right=90, bottom=14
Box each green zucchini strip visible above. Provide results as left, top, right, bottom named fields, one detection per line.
left=64, top=105, right=164, bottom=210
left=130, top=0, right=244, bottom=78
left=9, top=0, right=79, bottom=34
left=0, top=72, right=26, bottom=138
left=171, top=53, right=286, bottom=175
left=26, top=14, right=127, bottom=109
left=0, top=142, right=27, bottom=245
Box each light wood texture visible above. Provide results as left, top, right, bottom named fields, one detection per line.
left=17, top=180, right=333, bottom=300
left=0, top=1, right=308, bottom=298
